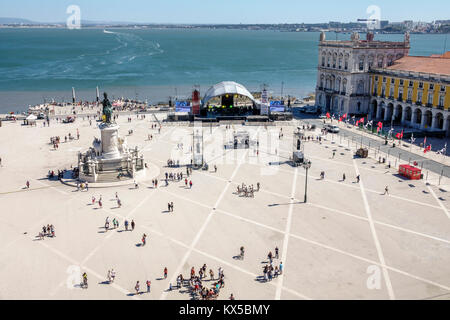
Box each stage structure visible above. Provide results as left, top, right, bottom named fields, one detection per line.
left=192, top=129, right=204, bottom=168
left=292, top=127, right=305, bottom=166
left=201, top=81, right=261, bottom=117
left=192, top=89, right=201, bottom=115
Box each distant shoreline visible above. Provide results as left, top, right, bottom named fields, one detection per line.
left=0, top=26, right=448, bottom=35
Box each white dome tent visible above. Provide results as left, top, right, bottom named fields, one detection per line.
left=201, top=81, right=259, bottom=108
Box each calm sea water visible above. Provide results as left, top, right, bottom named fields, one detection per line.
left=0, top=28, right=448, bottom=112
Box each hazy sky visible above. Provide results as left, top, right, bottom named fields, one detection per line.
left=1, top=0, right=449, bottom=24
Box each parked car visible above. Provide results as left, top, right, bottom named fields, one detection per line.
left=325, top=124, right=340, bottom=133
left=63, top=116, right=75, bottom=123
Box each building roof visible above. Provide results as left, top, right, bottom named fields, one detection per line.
left=202, top=81, right=257, bottom=107
left=385, top=52, right=450, bottom=76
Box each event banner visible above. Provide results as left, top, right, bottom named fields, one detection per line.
left=175, top=101, right=191, bottom=113
left=270, top=101, right=285, bottom=112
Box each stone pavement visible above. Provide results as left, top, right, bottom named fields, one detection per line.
left=0, top=115, right=449, bottom=300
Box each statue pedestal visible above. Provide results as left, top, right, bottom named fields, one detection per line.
left=99, top=123, right=121, bottom=160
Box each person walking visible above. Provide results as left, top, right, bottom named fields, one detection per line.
left=26, top=181, right=30, bottom=189
left=189, top=180, right=192, bottom=189
left=142, top=234, right=147, bottom=246
left=164, top=267, right=168, bottom=279
left=135, top=281, right=140, bottom=295
left=131, top=220, right=135, bottom=231
left=275, top=246, right=279, bottom=259
left=279, top=261, right=283, bottom=275
left=146, top=280, right=151, bottom=293
left=170, top=202, right=174, bottom=212
left=124, top=220, right=129, bottom=231
left=332, top=151, right=335, bottom=159
left=342, top=173, right=346, bottom=182
left=356, top=175, right=360, bottom=183
left=383, top=186, right=389, bottom=195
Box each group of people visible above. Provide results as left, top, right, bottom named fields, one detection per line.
left=37, top=224, right=55, bottom=240
left=262, top=248, right=283, bottom=282
left=167, top=159, right=180, bottom=167
left=48, top=169, right=66, bottom=180
left=50, top=136, right=61, bottom=149
left=236, top=182, right=260, bottom=198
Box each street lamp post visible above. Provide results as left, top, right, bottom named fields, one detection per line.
left=302, top=160, right=312, bottom=203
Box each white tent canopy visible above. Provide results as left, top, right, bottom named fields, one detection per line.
left=202, top=81, right=258, bottom=108
left=26, top=114, right=37, bottom=120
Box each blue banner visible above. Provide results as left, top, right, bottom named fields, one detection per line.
left=175, top=101, right=191, bottom=113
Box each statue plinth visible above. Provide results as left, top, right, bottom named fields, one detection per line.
left=99, top=123, right=121, bottom=160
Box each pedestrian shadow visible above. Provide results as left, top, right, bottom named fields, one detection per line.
left=156, top=277, right=165, bottom=281
left=162, top=210, right=170, bottom=214
left=99, top=281, right=110, bottom=285
left=232, top=256, right=243, bottom=260
left=439, top=189, right=447, bottom=193
left=255, top=276, right=267, bottom=283
left=98, top=231, right=107, bottom=234
left=439, top=197, right=446, bottom=201
left=136, top=243, right=142, bottom=247
left=127, top=292, right=140, bottom=296
left=422, top=190, right=430, bottom=194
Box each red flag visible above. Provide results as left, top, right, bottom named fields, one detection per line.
left=424, top=145, right=432, bottom=154
left=360, top=117, right=365, bottom=124
left=326, top=112, right=331, bottom=119
left=400, top=130, right=404, bottom=139
left=396, top=132, right=401, bottom=139
left=339, top=117, right=343, bottom=122
left=343, top=113, right=347, bottom=119
left=356, top=120, right=360, bottom=126
left=377, top=122, right=383, bottom=129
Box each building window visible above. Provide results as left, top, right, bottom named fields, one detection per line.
left=383, top=77, right=386, bottom=83
left=375, top=76, right=379, bottom=81
left=359, top=56, right=365, bottom=71
left=418, top=91, right=423, bottom=103
left=343, top=79, right=347, bottom=93
left=428, top=93, right=434, bottom=105
left=381, top=86, right=386, bottom=97
left=439, top=95, right=445, bottom=107
left=408, top=81, right=413, bottom=87
left=357, top=102, right=361, bottom=112
left=322, top=57, right=325, bottom=67
left=339, top=57, right=342, bottom=69
left=430, top=83, right=434, bottom=90
left=399, top=88, right=403, bottom=101
left=389, top=87, right=394, bottom=98
left=400, top=79, right=404, bottom=86
left=441, top=86, right=446, bottom=92
left=407, top=89, right=412, bottom=101
left=345, top=57, right=348, bottom=70
left=419, top=82, right=423, bottom=89
left=378, top=57, right=383, bottom=68
left=391, top=78, right=395, bottom=84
